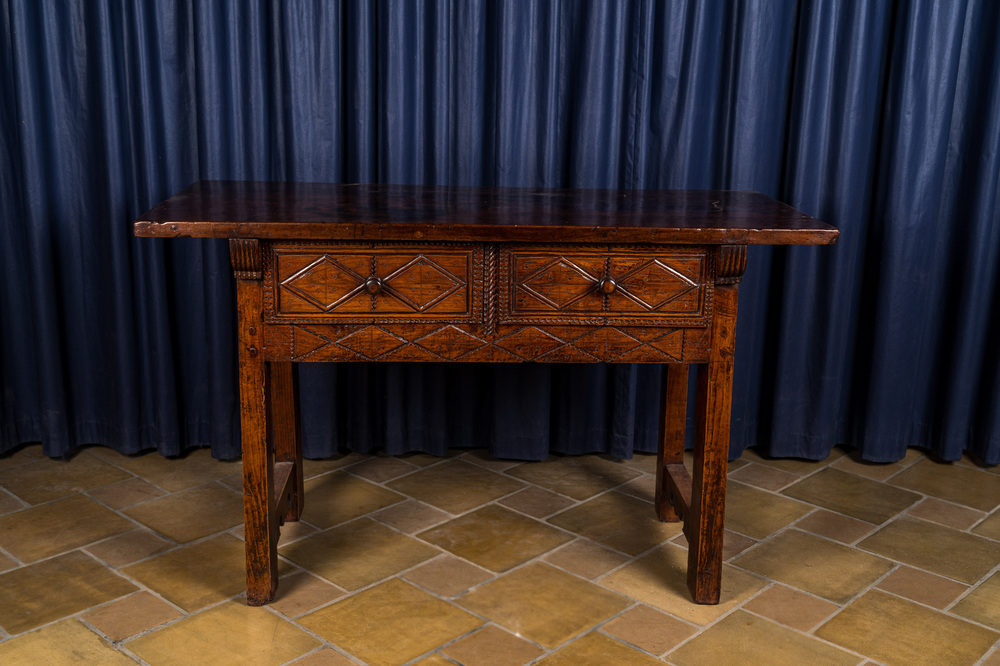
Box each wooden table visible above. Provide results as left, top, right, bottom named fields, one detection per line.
left=135, top=181, right=837, bottom=606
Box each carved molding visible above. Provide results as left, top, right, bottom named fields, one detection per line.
left=716, top=245, right=747, bottom=285
left=230, top=239, right=262, bottom=280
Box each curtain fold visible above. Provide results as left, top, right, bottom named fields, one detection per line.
left=1, top=0, right=997, bottom=464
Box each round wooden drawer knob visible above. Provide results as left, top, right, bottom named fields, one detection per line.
left=364, top=277, right=384, bottom=295
left=599, top=277, right=617, bottom=295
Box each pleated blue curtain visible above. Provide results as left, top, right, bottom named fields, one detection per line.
left=1, top=1, right=998, bottom=464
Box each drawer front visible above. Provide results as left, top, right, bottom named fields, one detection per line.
left=501, top=245, right=711, bottom=326
left=266, top=243, right=481, bottom=323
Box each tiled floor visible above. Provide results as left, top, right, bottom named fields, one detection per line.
left=0, top=443, right=999, bottom=665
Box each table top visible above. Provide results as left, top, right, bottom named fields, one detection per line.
left=134, top=180, right=838, bottom=245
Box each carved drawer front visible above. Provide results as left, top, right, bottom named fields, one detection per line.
left=501, top=245, right=711, bottom=326
left=268, top=243, right=481, bottom=322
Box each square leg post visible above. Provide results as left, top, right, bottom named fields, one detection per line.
left=656, top=364, right=689, bottom=522
left=231, top=239, right=279, bottom=606
left=269, top=361, right=303, bottom=522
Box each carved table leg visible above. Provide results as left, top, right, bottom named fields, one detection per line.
left=656, top=364, right=689, bottom=522
left=686, top=281, right=738, bottom=604
left=231, top=240, right=279, bottom=606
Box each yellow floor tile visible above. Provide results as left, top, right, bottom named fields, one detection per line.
left=547, top=491, right=681, bottom=555
left=457, top=562, right=629, bottom=648
left=420, top=504, right=572, bottom=571
left=85, top=528, right=173, bottom=567
left=371, top=498, right=451, bottom=533
left=816, top=589, right=999, bottom=665
left=90, top=447, right=240, bottom=492
left=0, top=452, right=131, bottom=505
left=742, top=584, right=840, bottom=631
left=601, top=545, right=766, bottom=625
left=740, top=448, right=838, bottom=474
left=86, top=477, right=167, bottom=509
left=891, top=458, right=1000, bottom=512
left=498, top=486, right=576, bottom=518
left=733, top=530, right=893, bottom=603
left=0, top=551, right=137, bottom=634
left=280, top=517, right=438, bottom=590
left=875, top=566, right=968, bottom=609
left=129, top=600, right=321, bottom=666
left=505, top=455, right=641, bottom=500
left=387, top=459, right=527, bottom=513
left=82, top=591, right=182, bottom=641
left=724, top=481, right=813, bottom=539
left=0, top=445, right=42, bottom=471
left=301, top=472, right=406, bottom=528
left=401, top=554, right=493, bottom=597
left=831, top=452, right=905, bottom=481
left=793, top=509, right=878, bottom=544
left=951, top=571, right=1000, bottom=630
left=601, top=604, right=696, bottom=656
left=0, top=494, right=134, bottom=563
left=441, top=625, right=545, bottom=666
left=672, top=528, right=757, bottom=561
left=291, top=648, right=359, bottom=665
left=268, top=571, right=345, bottom=618
left=538, top=632, right=663, bottom=665
left=669, top=610, right=859, bottom=666
left=858, top=517, right=1000, bottom=584
left=782, top=468, right=921, bottom=524
left=972, top=507, right=1000, bottom=540
left=728, top=462, right=802, bottom=490
left=299, top=579, right=482, bottom=666
left=346, top=455, right=419, bottom=482
left=543, top=538, right=630, bottom=579
left=124, top=483, right=243, bottom=543
left=0, top=489, right=25, bottom=516
left=0, top=619, right=134, bottom=664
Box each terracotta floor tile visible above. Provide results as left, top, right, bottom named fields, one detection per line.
left=782, top=467, right=921, bottom=524
left=280, top=518, right=438, bottom=590
left=372, top=499, right=451, bottom=533
left=0, top=619, right=135, bottom=664
left=724, top=481, right=813, bottom=539
left=973, top=508, right=1000, bottom=540
left=601, top=604, right=696, bottom=656
left=421, top=505, right=572, bottom=572
left=458, top=562, right=629, bottom=648
left=0, top=552, right=15, bottom=573
left=733, top=530, right=893, bottom=604
left=0, top=494, right=134, bottom=562
left=543, top=538, right=630, bottom=579
left=794, top=509, right=878, bottom=544
left=387, top=459, right=526, bottom=513
left=402, top=554, right=493, bottom=597
left=505, top=455, right=641, bottom=500
left=601, top=545, right=766, bottom=625
left=129, top=600, right=321, bottom=666
left=816, top=589, right=999, bottom=665
left=301, top=471, right=405, bottom=528
left=291, top=648, right=359, bottom=665
left=547, top=491, right=680, bottom=555
left=460, top=448, right=523, bottom=472
left=891, top=458, right=1000, bottom=512
left=0, top=551, right=137, bottom=634
left=669, top=610, right=859, bottom=666
left=499, top=486, right=577, bottom=518
left=87, top=477, right=167, bottom=509
left=82, top=591, right=182, bottom=641
left=85, top=529, right=172, bottom=567
left=672, top=528, right=757, bottom=561
left=347, top=455, right=419, bottom=483
left=538, top=632, right=663, bottom=665
left=740, top=448, right=837, bottom=474
left=742, top=584, right=840, bottom=631
left=413, top=655, right=455, bottom=666
left=268, top=571, right=345, bottom=618
left=728, top=463, right=802, bottom=491
left=858, top=517, right=1000, bottom=584
left=620, top=451, right=658, bottom=474
left=617, top=474, right=657, bottom=503
left=0, top=453, right=131, bottom=505
left=951, top=571, right=1000, bottom=630
left=0, top=445, right=42, bottom=471
left=441, top=625, right=545, bottom=666
left=90, top=447, right=240, bottom=492
left=831, top=453, right=905, bottom=481
left=124, top=484, right=244, bottom=543
left=300, top=579, right=482, bottom=666
left=981, top=650, right=1000, bottom=666
left=302, top=453, right=367, bottom=478
left=876, top=566, right=968, bottom=609
left=0, top=488, right=25, bottom=516
left=123, top=533, right=266, bottom=611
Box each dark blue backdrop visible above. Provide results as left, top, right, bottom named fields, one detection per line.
left=1, top=1, right=998, bottom=464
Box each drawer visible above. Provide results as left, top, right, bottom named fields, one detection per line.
left=500, top=245, right=711, bottom=326
left=266, top=243, right=482, bottom=323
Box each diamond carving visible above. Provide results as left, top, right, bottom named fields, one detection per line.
left=384, top=257, right=464, bottom=312
left=282, top=256, right=364, bottom=311
left=519, top=259, right=599, bottom=310
left=572, top=328, right=642, bottom=358
left=616, top=260, right=697, bottom=311
left=415, top=326, right=485, bottom=359
left=495, top=327, right=565, bottom=360
left=292, top=326, right=332, bottom=358
left=337, top=327, right=406, bottom=358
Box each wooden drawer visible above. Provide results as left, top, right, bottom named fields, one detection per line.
left=500, top=245, right=711, bottom=326
left=265, top=243, right=482, bottom=323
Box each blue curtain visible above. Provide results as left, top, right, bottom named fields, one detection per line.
left=1, top=1, right=998, bottom=464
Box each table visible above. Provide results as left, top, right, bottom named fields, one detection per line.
left=134, top=181, right=837, bottom=606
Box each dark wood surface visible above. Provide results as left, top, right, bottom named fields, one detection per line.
left=135, top=181, right=837, bottom=608
left=134, top=180, right=838, bottom=245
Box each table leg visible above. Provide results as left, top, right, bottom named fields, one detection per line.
left=656, top=364, right=689, bottom=522
left=236, top=280, right=279, bottom=606
left=686, top=283, right=738, bottom=604
left=269, top=361, right=303, bottom=522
